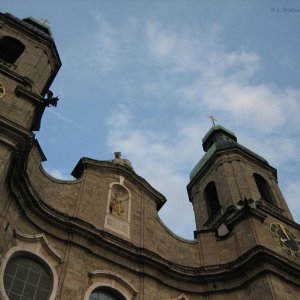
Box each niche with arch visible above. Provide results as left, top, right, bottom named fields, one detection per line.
left=253, top=173, right=276, bottom=205
left=204, top=181, right=221, bottom=220
left=0, top=36, right=25, bottom=64
left=104, top=179, right=131, bottom=239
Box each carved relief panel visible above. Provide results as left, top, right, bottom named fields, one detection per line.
left=104, top=176, right=131, bottom=239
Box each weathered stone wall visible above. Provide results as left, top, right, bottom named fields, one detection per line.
left=1, top=12, right=300, bottom=300
left=190, top=150, right=294, bottom=230
left=0, top=15, right=59, bottom=93
left=27, top=143, right=200, bottom=267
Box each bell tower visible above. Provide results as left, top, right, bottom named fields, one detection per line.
left=187, top=125, right=293, bottom=231
left=187, top=125, right=300, bottom=298
left=0, top=13, right=61, bottom=131
left=1, top=12, right=300, bottom=299
left=0, top=13, right=61, bottom=233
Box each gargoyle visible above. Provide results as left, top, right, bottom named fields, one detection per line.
left=45, top=90, right=59, bottom=107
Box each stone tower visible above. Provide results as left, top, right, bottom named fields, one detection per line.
left=0, top=13, right=61, bottom=131
left=1, top=12, right=300, bottom=300
left=188, top=125, right=293, bottom=231
left=187, top=125, right=300, bottom=297
left=0, top=13, right=61, bottom=300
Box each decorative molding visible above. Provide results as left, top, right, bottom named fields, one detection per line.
left=84, top=270, right=138, bottom=300
left=14, top=85, right=47, bottom=130
left=104, top=180, right=131, bottom=239
left=188, top=147, right=277, bottom=190
left=0, top=116, right=33, bottom=152
left=15, top=84, right=45, bottom=105
left=0, top=230, right=61, bottom=300
left=257, top=200, right=284, bottom=216
left=0, top=64, right=31, bottom=86
left=202, top=198, right=268, bottom=231
left=14, top=229, right=62, bottom=264
left=71, top=157, right=166, bottom=210
left=0, top=59, right=17, bottom=71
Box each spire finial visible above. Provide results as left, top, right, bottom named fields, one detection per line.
left=208, top=115, right=218, bottom=126
left=40, top=18, right=51, bottom=25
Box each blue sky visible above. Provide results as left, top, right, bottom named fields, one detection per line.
left=3, top=1, right=300, bottom=239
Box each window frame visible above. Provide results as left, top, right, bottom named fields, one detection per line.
left=204, top=181, right=221, bottom=219
left=253, top=173, right=276, bottom=205
left=0, top=36, right=25, bottom=64
left=84, top=270, right=137, bottom=300
left=0, top=231, right=61, bottom=300
left=3, top=252, right=53, bottom=300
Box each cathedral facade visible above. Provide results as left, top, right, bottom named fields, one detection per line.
left=0, top=12, right=300, bottom=300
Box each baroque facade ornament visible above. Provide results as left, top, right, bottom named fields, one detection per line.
left=104, top=176, right=132, bottom=239
left=110, top=191, right=129, bottom=216
left=112, top=152, right=133, bottom=170
left=1, top=12, right=300, bottom=300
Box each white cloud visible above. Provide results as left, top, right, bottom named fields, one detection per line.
left=146, top=22, right=225, bottom=74
left=103, top=20, right=300, bottom=238
left=88, top=19, right=119, bottom=72
left=144, top=21, right=300, bottom=165
left=106, top=106, right=132, bottom=128
left=145, top=22, right=300, bottom=135
left=87, top=15, right=138, bottom=73
left=203, top=82, right=300, bottom=133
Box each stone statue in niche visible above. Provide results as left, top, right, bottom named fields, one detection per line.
left=105, top=181, right=131, bottom=237
left=108, top=184, right=130, bottom=222
left=110, top=191, right=128, bottom=216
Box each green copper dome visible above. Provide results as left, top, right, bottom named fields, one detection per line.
left=189, top=125, right=268, bottom=181
left=23, top=16, right=52, bottom=36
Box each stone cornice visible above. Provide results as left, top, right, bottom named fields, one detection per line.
left=15, top=84, right=45, bottom=104
left=187, top=146, right=278, bottom=198
left=0, top=63, right=22, bottom=80
left=7, top=138, right=300, bottom=294
left=0, top=116, right=34, bottom=150
left=14, top=85, right=48, bottom=131
left=72, top=157, right=167, bottom=210
left=88, top=270, right=138, bottom=296
left=195, top=198, right=300, bottom=237
left=9, top=170, right=300, bottom=293
left=257, top=201, right=300, bottom=230
left=1, top=13, right=54, bottom=42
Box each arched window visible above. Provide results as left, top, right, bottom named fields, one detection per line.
left=89, top=288, right=123, bottom=300
left=0, top=36, right=25, bottom=64
left=253, top=173, right=275, bottom=205
left=3, top=254, right=53, bottom=300
left=204, top=181, right=221, bottom=219
left=84, top=270, right=137, bottom=300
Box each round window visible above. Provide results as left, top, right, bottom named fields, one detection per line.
left=3, top=255, right=53, bottom=300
